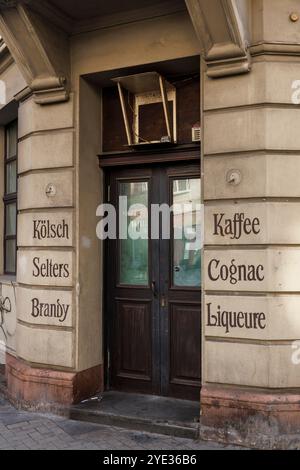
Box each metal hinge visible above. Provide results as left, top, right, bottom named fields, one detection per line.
left=107, top=185, right=111, bottom=202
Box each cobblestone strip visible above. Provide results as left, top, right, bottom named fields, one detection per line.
left=0, top=397, right=238, bottom=450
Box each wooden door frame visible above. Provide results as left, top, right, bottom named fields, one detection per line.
left=106, top=166, right=160, bottom=394
left=161, top=164, right=201, bottom=399
left=102, top=147, right=201, bottom=393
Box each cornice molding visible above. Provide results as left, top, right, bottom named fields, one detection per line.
left=250, top=42, right=300, bottom=57
left=22, top=0, right=73, bottom=34
left=23, top=0, right=186, bottom=36
left=185, top=0, right=251, bottom=78
left=0, top=1, right=70, bottom=104
left=72, top=0, right=186, bottom=35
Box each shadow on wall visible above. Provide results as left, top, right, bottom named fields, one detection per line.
left=0, top=282, right=17, bottom=364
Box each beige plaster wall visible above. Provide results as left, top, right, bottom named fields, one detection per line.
left=0, top=7, right=200, bottom=376
left=71, top=10, right=199, bottom=77
left=0, top=280, right=17, bottom=363
left=0, top=59, right=24, bottom=364
left=0, top=62, right=26, bottom=111
left=6, top=0, right=300, bottom=392
left=0, top=129, right=17, bottom=362
left=202, top=1, right=300, bottom=390
left=15, top=94, right=76, bottom=371
left=69, top=10, right=199, bottom=373
left=75, top=78, right=103, bottom=371
left=0, top=2, right=198, bottom=378
left=252, top=0, right=300, bottom=45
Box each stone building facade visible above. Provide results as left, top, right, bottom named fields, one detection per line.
left=0, top=0, right=300, bottom=447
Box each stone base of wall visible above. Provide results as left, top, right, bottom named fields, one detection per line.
left=200, top=384, right=300, bottom=449
left=5, top=353, right=103, bottom=410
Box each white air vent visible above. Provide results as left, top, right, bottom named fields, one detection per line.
left=192, top=125, right=201, bottom=142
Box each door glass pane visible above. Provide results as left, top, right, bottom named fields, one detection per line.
left=6, top=121, right=17, bottom=159
left=5, top=239, right=16, bottom=274
left=173, top=178, right=201, bottom=287
left=6, top=160, right=17, bottom=194
left=5, top=203, right=17, bottom=236
left=119, top=181, right=149, bottom=285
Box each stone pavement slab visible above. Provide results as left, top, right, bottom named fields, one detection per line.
left=0, top=397, right=240, bottom=450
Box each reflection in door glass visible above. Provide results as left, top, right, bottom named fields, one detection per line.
left=119, top=181, right=149, bottom=285
left=173, top=178, right=201, bottom=287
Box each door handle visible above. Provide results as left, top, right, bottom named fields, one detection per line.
left=151, top=281, right=158, bottom=297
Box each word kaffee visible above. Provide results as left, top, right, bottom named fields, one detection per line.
left=213, top=212, right=261, bottom=240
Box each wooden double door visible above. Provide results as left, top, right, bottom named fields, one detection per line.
left=106, top=163, right=201, bottom=400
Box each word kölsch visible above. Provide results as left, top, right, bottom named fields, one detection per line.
left=33, top=219, right=69, bottom=240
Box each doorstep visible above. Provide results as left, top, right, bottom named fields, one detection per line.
left=70, top=391, right=200, bottom=439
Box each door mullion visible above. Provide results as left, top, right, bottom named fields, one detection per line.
left=151, top=167, right=162, bottom=395
left=159, top=167, right=170, bottom=397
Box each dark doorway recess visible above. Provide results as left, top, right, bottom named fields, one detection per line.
left=105, top=158, right=201, bottom=401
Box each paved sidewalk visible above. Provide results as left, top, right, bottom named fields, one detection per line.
left=0, top=396, right=240, bottom=450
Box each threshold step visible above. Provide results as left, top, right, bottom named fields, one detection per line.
left=70, top=391, right=200, bottom=439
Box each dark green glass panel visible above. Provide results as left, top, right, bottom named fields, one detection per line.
left=5, top=239, right=16, bottom=274
left=6, top=121, right=18, bottom=159
left=119, top=181, right=149, bottom=286
left=5, top=202, right=17, bottom=236
left=173, top=178, right=201, bottom=287
left=6, top=160, right=17, bottom=194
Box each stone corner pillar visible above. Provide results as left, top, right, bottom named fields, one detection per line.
left=5, top=90, right=103, bottom=408
left=0, top=1, right=106, bottom=411
left=200, top=0, right=300, bottom=449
